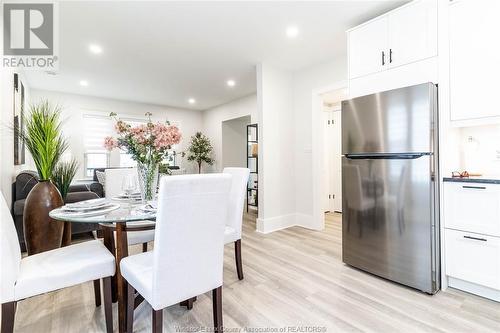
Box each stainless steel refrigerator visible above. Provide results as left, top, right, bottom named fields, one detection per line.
left=341, top=83, right=440, bottom=294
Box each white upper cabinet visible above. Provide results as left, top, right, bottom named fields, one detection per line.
left=388, top=0, right=437, bottom=68
left=449, top=0, right=500, bottom=122
left=348, top=17, right=388, bottom=79
left=348, top=0, right=437, bottom=80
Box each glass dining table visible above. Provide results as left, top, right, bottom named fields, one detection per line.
left=50, top=201, right=156, bottom=333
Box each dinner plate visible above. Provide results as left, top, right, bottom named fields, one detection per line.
left=61, top=202, right=115, bottom=212
left=112, top=195, right=142, bottom=202
left=138, top=204, right=157, bottom=213
left=66, top=198, right=107, bottom=209
left=55, top=203, right=120, bottom=218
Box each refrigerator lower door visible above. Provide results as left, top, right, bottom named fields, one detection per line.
left=342, top=154, right=439, bottom=293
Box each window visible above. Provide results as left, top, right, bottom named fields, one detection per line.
left=82, top=114, right=182, bottom=175
left=84, top=152, right=109, bottom=177
left=83, top=115, right=113, bottom=178
left=118, top=118, right=147, bottom=167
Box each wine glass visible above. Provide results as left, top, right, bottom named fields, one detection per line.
left=122, top=174, right=137, bottom=196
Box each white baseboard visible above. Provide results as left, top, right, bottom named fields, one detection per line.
left=448, top=276, right=500, bottom=302
left=295, top=213, right=325, bottom=230
left=256, top=213, right=324, bottom=233
left=256, top=214, right=296, bottom=233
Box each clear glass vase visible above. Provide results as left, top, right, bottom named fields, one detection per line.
left=137, top=161, right=159, bottom=202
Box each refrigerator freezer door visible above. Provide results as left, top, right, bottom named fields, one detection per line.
left=342, top=154, right=438, bottom=293
left=341, top=83, right=436, bottom=155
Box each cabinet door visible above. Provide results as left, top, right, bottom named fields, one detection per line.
left=445, top=229, right=500, bottom=290
left=348, top=17, right=388, bottom=79
left=444, top=182, right=500, bottom=237
left=388, top=0, right=437, bottom=68
left=449, top=0, right=500, bottom=121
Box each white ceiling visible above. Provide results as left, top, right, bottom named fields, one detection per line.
left=24, top=1, right=407, bottom=110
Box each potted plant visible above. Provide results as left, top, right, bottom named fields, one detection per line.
left=52, top=159, right=79, bottom=201
left=18, top=100, right=68, bottom=255
left=52, top=159, right=79, bottom=246
left=105, top=112, right=182, bottom=201
left=186, top=132, right=214, bottom=173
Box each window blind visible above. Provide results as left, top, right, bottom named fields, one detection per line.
left=83, top=114, right=113, bottom=151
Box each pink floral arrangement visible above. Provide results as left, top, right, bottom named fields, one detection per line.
left=104, top=136, right=118, bottom=150
left=104, top=112, right=182, bottom=165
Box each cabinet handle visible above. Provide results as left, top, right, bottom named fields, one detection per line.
left=462, top=185, right=486, bottom=190
left=463, top=235, right=487, bottom=242
left=382, top=51, right=385, bottom=66
left=389, top=49, right=393, bottom=63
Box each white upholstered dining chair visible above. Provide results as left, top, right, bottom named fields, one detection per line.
left=105, top=168, right=156, bottom=252
left=120, top=174, right=232, bottom=333
left=0, top=194, right=115, bottom=333
left=222, top=167, right=250, bottom=280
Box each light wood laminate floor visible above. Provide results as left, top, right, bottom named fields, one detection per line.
left=6, top=213, right=500, bottom=332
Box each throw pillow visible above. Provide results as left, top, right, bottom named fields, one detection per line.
left=95, top=170, right=106, bottom=193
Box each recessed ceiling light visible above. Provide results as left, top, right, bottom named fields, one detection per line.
left=188, top=98, right=196, bottom=104
left=79, top=80, right=89, bottom=87
left=226, top=79, right=236, bottom=87
left=89, top=44, right=102, bottom=54
left=286, top=25, right=299, bottom=38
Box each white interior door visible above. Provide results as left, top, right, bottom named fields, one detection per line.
left=323, top=109, right=342, bottom=213
left=332, top=110, right=342, bottom=212
left=322, top=111, right=331, bottom=212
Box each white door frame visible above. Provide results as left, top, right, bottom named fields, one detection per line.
left=311, top=80, right=348, bottom=230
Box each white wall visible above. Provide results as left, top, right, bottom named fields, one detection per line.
left=202, top=94, right=257, bottom=172
left=222, top=115, right=251, bottom=169
left=0, top=70, right=33, bottom=207
left=30, top=90, right=203, bottom=177
left=256, top=63, right=296, bottom=232
left=292, top=58, right=347, bottom=229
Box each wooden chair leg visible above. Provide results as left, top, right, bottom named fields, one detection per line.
left=126, top=282, right=135, bottom=333
left=93, top=279, right=101, bottom=307
left=103, top=277, right=113, bottom=333
left=1, top=302, right=16, bottom=333
left=102, top=227, right=118, bottom=302
left=180, top=296, right=197, bottom=309
left=212, top=286, right=223, bottom=332
left=235, top=239, right=244, bottom=280
left=142, top=242, right=148, bottom=252
left=186, top=297, right=194, bottom=310
left=152, top=308, right=163, bottom=333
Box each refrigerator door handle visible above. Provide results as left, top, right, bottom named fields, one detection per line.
left=344, top=153, right=430, bottom=160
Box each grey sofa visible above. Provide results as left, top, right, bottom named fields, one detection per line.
left=12, top=170, right=101, bottom=252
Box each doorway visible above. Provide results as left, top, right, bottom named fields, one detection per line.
left=221, top=115, right=251, bottom=168
left=320, top=88, right=347, bottom=214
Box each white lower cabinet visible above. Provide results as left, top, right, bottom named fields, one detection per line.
left=445, top=229, right=500, bottom=291
left=444, top=182, right=500, bottom=237
left=444, top=181, right=500, bottom=301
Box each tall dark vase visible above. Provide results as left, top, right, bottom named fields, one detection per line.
left=23, top=180, right=64, bottom=255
